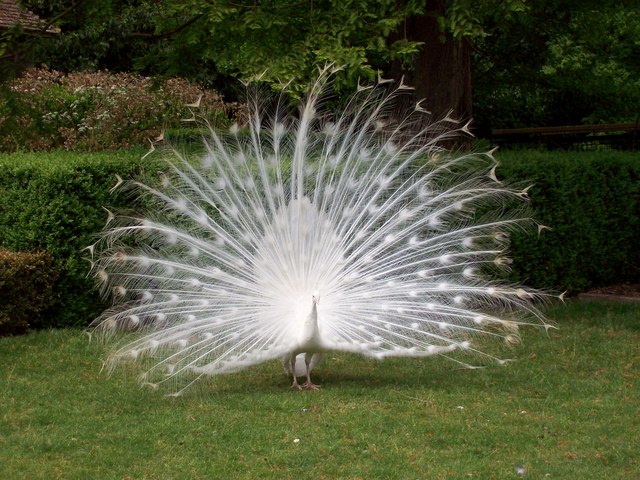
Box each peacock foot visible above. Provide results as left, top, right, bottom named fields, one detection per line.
left=302, top=381, right=320, bottom=390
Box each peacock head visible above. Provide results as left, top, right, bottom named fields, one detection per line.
left=312, top=291, right=321, bottom=305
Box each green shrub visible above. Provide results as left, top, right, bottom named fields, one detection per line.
left=0, top=249, right=58, bottom=336
left=498, top=150, right=640, bottom=292
left=0, top=149, right=164, bottom=328
left=0, top=68, right=241, bottom=151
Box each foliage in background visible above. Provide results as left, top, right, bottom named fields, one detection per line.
left=0, top=249, right=58, bottom=336
left=0, top=149, right=161, bottom=328
left=19, top=0, right=640, bottom=130
left=22, top=0, right=423, bottom=95
left=472, top=0, right=640, bottom=133
left=0, top=68, right=237, bottom=151
left=0, top=149, right=638, bottom=330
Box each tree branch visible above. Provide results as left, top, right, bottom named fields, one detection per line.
left=130, top=14, right=205, bottom=39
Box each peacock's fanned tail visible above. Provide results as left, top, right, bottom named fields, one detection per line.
left=89, top=66, right=554, bottom=394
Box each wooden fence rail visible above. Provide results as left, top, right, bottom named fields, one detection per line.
left=491, top=122, right=640, bottom=150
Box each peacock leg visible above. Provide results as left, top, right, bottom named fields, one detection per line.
left=302, top=353, right=320, bottom=390
left=290, top=354, right=301, bottom=390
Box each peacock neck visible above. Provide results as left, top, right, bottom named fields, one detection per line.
left=305, top=300, right=318, bottom=330
left=299, top=297, right=321, bottom=348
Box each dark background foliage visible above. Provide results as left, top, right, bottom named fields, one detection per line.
left=6, top=0, right=637, bottom=132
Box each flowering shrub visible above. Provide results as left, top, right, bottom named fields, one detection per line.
left=0, top=68, right=240, bottom=151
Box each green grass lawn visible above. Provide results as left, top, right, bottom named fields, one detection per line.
left=1, top=300, right=638, bottom=479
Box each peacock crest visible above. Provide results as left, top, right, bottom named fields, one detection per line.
left=88, top=66, right=554, bottom=395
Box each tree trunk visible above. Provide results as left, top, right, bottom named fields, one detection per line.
left=389, top=2, right=473, bottom=145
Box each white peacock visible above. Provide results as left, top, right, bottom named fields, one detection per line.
left=89, top=66, right=555, bottom=395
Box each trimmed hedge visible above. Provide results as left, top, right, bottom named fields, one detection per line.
left=498, top=150, right=640, bottom=292
left=0, top=249, right=58, bottom=336
left=0, top=148, right=162, bottom=329
left=0, top=149, right=637, bottom=329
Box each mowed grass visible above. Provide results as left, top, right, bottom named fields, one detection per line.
left=1, top=300, right=638, bottom=479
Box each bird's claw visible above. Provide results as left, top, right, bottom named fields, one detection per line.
left=290, top=381, right=320, bottom=390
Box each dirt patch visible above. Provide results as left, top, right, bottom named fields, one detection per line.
left=578, top=283, right=640, bottom=303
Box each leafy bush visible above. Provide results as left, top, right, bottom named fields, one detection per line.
left=0, top=68, right=241, bottom=151
left=498, top=150, right=640, bottom=293
left=0, top=249, right=58, bottom=336
left=0, top=149, right=164, bottom=328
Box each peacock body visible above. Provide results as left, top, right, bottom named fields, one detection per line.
left=89, top=67, right=553, bottom=394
